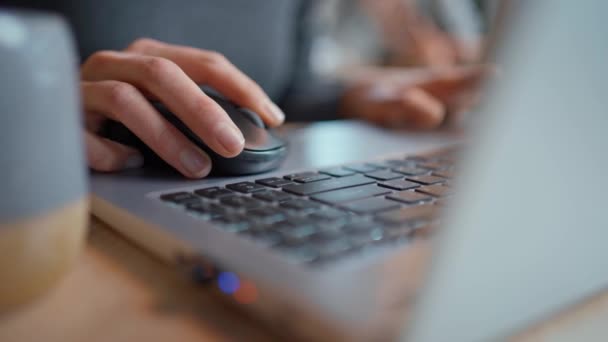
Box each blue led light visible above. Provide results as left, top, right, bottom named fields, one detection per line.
left=217, top=272, right=240, bottom=294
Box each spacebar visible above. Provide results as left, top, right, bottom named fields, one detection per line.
left=282, top=175, right=375, bottom=196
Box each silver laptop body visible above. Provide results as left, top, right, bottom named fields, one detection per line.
left=91, top=1, right=608, bottom=340
left=409, top=1, right=608, bottom=341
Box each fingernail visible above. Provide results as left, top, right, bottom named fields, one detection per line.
left=215, top=122, right=245, bottom=155
left=123, top=154, right=144, bottom=169
left=179, top=147, right=211, bottom=177
left=265, top=101, right=285, bottom=124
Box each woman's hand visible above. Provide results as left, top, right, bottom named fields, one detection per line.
left=360, top=0, right=482, bottom=68
left=81, top=38, right=285, bottom=178
left=339, top=65, right=488, bottom=130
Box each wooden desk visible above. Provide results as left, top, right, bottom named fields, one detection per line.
left=0, top=218, right=277, bottom=342
left=1, top=218, right=607, bottom=342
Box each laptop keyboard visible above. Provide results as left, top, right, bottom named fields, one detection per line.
left=159, top=149, right=457, bottom=266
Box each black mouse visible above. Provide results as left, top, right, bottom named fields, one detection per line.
left=102, top=87, right=287, bottom=176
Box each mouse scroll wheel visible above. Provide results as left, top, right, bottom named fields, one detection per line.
left=238, top=108, right=265, bottom=128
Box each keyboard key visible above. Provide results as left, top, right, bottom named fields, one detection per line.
left=384, top=225, right=413, bottom=240
left=186, top=202, right=230, bottom=217
left=311, top=184, right=390, bottom=204
left=344, top=163, right=380, bottom=173
left=377, top=205, right=437, bottom=225
left=433, top=170, right=454, bottom=179
left=315, top=230, right=342, bottom=242
left=248, top=220, right=273, bottom=233
left=160, top=192, right=199, bottom=204
left=212, top=215, right=250, bottom=233
left=392, top=166, right=429, bottom=176
left=244, top=231, right=283, bottom=247
left=382, top=159, right=418, bottom=167
left=311, top=215, right=352, bottom=230
left=310, top=208, right=350, bottom=221
left=285, top=215, right=319, bottom=227
left=341, top=197, right=400, bottom=214
left=378, top=179, right=420, bottom=191
left=343, top=219, right=380, bottom=233
left=350, top=228, right=385, bottom=247
left=364, top=170, right=403, bottom=181
left=255, top=177, right=294, bottom=188
left=264, top=220, right=295, bottom=233
left=220, top=196, right=265, bottom=210
left=407, top=175, right=446, bottom=185
left=280, top=199, right=322, bottom=211
left=387, top=191, right=433, bottom=204
left=226, top=182, right=266, bottom=193
left=292, top=173, right=331, bottom=183
left=418, top=161, right=452, bottom=171
left=362, top=162, right=389, bottom=170
left=280, top=225, right=318, bottom=243
left=282, top=175, right=375, bottom=196
left=247, top=207, right=287, bottom=223
left=194, top=187, right=234, bottom=199
left=283, top=171, right=317, bottom=181
left=252, top=190, right=293, bottom=202
left=316, top=220, right=348, bottom=239
left=319, top=167, right=356, bottom=177
left=417, top=184, right=452, bottom=197
left=317, top=238, right=353, bottom=258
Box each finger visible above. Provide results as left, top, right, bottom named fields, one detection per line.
left=126, top=38, right=285, bottom=126
left=454, top=39, right=483, bottom=64
left=84, top=131, right=143, bottom=172
left=84, top=111, right=106, bottom=132
left=342, top=85, right=445, bottom=130
left=416, top=65, right=490, bottom=101
left=81, top=50, right=245, bottom=158
left=82, top=80, right=212, bottom=178
left=397, top=87, right=446, bottom=129
left=407, top=28, right=459, bottom=68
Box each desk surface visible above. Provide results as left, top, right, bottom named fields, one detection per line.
left=0, top=219, right=277, bottom=342
left=1, top=218, right=608, bottom=342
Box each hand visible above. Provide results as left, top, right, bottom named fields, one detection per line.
left=81, top=38, right=285, bottom=178
left=339, top=65, right=488, bottom=130
left=395, top=9, right=483, bottom=68
left=360, top=0, right=482, bottom=68
left=402, top=25, right=482, bottom=68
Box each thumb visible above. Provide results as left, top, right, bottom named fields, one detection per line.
left=85, top=131, right=144, bottom=172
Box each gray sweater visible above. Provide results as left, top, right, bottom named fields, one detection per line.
left=8, top=0, right=344, bottom=121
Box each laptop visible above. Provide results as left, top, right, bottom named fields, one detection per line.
left=89, top=1, right=608, bottom=340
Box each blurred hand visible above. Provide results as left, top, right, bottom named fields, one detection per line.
left=339, top=65, right=487, bottom=130
left=402, top=23, right=482, bottom=68
left=80, top=38, right=285, bottom=178
left=361, top=0, right=482, bottom=68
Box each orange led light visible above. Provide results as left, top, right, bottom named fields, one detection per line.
left=233, top=280, right=258, bottom=304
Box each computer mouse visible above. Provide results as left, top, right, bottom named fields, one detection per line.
left=102, top=87, right=287, bottom=176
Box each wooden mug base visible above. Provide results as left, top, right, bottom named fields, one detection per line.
left=0, top=198, right=89, bottom=314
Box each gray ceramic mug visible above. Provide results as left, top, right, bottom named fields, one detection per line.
left=0, top=10, right=88, bottom=311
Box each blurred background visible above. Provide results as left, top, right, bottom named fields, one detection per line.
left=307, top=0, right=499, bottom=79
